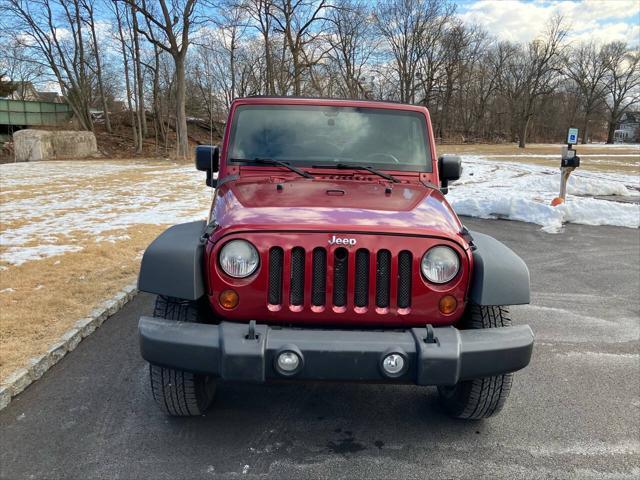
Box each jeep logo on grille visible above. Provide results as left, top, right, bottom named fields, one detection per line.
left=328, top=235, right=357, bottom=246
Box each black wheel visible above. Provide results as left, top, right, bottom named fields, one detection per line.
left=148, top=296, right=216, bottom=416
left=437, top=305, right=514, bottom=420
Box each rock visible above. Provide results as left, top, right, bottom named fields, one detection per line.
left=3, top=368, right=32, bottom=397
left=13, top=129, right=98, bottom=161
left=75, top=317, right=97, bottom=338
left=27, top=355, right=51, bottom=380
left=46, top=341, right=68, bottom=365
left=0, top=386, right=11, bottom=410
left=60, top=328, right=82, bottom=352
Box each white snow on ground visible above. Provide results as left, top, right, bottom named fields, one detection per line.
left=0, top=161, right=211, bottom=265
left=448, top=156, right=640, bottom=233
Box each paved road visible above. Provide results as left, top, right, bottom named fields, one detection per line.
left=1, top=219, right=639, bottom=479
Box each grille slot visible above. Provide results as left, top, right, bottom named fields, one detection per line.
left=333, top=247, right=348, bottom=307
left=376, top=250, right=391, bottom=308
left=290, top=247, right=305, bottom=306
left=311, top=248, right=327, bottom=306
left=268, top=247, right=284, bottom=305
left=354, top=249, right=370, bottom=307
left=398, top=250, right=412, bottom=308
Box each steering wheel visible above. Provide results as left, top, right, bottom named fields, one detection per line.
left=365, top=152, right=400, bottom=164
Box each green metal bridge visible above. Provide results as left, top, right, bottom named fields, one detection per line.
left=0, top=99, right=73, bottom=143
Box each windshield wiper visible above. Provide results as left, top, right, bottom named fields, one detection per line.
left=230, top=157, right=314, bottom=179
left=312, top=163, right=400, bottom=183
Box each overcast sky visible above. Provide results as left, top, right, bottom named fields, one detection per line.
left=456, top=0, right=640, bottom=45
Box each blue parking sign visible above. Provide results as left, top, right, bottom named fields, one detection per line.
left=567, top=128, right=578, bottom=144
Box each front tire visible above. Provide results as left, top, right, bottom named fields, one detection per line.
left=437, top=305, right=514, bottom=420
left=148, top=296, right=216, bottom=416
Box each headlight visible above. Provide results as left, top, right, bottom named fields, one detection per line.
left=421, top=246, right=459, bottom=283
left=219, top=240, right=259, bottom=278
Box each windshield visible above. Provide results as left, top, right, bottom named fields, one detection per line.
left=227, top=105, right=432, bottom=172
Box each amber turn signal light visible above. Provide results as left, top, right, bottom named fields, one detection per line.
left=439, top=295, right=457, bottom=314
left=219, top=289, right=239, bottom=309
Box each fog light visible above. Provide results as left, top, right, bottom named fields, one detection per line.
left=381, top=353, right=405, bottom=376
left=439, top=295, right=457, bottom=314
left=219, top=289, right=239, bottom=309
left=276, top=351, right=301, bottom=375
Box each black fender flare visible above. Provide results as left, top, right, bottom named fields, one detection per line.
left=468, top=231, right=530, bottom=306
left=138, top=220, right=207, bottom=301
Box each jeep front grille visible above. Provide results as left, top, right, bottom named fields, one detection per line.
left=267, top=246, right=413, bottom=313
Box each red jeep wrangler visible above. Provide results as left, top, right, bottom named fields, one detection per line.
left=138, top=97, right=533, bottom=419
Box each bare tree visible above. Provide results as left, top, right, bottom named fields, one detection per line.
left=433, top=21, right=476, bottom=138
left=564, top=42, right=611, bottom=144
left=456, top=33, right=498, bottom=139
left=123, top=0, right=200, bottom=159
left=269, top=0, right=332, bottom=96
left=141, top=14, right=168, bottom=149
left=327, top=0, right=377, bottom=98
left=0, top=36, right=46, bottom=98
left=500, top=15, right=567, bottom=148
left=130, top=3, right=148, bottom=140
left=602, top=42, right=640, bottom=144
left=375, top=0, right=454, bottom=104
left=81, top=0, right=112, bottom=133
left=243, top=0, right=276, bottom=94
left=7, top=0, right=94, bottom=130
left=112, top=0, right=139, bottom=150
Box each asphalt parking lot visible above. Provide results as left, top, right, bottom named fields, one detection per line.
left=1, top=218, right=638, bottom=479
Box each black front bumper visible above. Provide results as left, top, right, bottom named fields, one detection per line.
left=139, top=317, right=534, bottom=385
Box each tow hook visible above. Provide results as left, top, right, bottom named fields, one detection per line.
left=424, top=324, right=437, bottom=344
left=246, top=320, right=259, bottom=341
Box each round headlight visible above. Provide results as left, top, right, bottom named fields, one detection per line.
left=421, top=246, right=459, bottom=284
left=219, top=240, right=259, bottom=278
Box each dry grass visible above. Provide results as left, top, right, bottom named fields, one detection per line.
left=438, top=143, right=640, bottom=174
left=0, top=159, right=210, bottom=382
left=0, top=226, right=164, bottom=379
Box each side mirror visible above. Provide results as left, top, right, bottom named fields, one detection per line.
left=437, top=155, right=462, bottom=194
left=195, top=145, right=219, bottom=187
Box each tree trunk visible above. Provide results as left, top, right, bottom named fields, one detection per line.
left=131, top=7, right=147, bottom=138
left=152, top=46, right=166, bottom=149
left=175, top=54, right=189, bottom=159
left=87, top=5, right=111, bottom=133
left=606, top=120, right=616, bottom=144
left=114, top=3, right=138, bottom=151
left=518, top=115, right=531, bottom=148
left=292, top=50, right=301, bottom=96
left=265, top=38, right=274, bottom=94
left=230, top=35, right=237, bottom=101
left=581, top=115, right=590, bottom=145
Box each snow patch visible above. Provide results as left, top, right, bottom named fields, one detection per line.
left=1, top=245, right=84, bottom=266
left=449, top=156, right=639, bottom=233
left=0, top=161, right=211, bottom=265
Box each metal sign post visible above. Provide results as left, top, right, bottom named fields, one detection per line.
left=551, top=128, right=581, bottom=206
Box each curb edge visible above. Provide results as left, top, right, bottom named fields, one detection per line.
left=0, top=281, right=139, bottom=412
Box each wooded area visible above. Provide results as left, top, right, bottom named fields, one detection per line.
left=1, top=0, right=639, bottom=158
